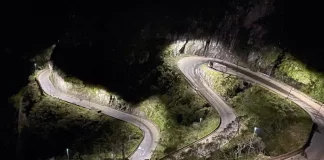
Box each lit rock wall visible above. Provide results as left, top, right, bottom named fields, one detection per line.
left=169, top=39, right=281, bottom=76
left=168, top=0, right=281, bottom=75
left=50, top=70, right=127, bottom=110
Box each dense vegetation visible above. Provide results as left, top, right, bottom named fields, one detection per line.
left=54, top=50, right=220, bottom=159
left=10, top=79, right=143, bottom=160
left=231, top=86, right=311, bottom=155
left=200, top=65, right=243, bottom=99
left=196, top=65, right=312, bottom=159
left=274, top=54, right=324, bottom=103
left=140, top=54, right=220, bottom=158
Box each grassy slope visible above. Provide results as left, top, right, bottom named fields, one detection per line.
left=231, top=86, right=312, bottom=155
left=139, top=53, right=220, bottom=159
left=201, top=65, right=242, bottom=98
left=275, top=54, right=324, bottom=103
left=12, top=80, right=143, bottom=160
left=201, top=65, right=312, bottom=157
left=50, top=52, right=220, bottom=159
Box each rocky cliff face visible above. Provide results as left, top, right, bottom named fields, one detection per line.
left=168, top=0, right=281, bottom=75
left=50, top=70, right=131, bottom=111
left=170, top=40, right=281, bottom=74
left=33, top=0, right=322, bottom=103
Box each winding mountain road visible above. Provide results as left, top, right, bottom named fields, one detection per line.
left=178, top=58, right=238, bottom=145
left=37, top=55, right=323, bottom=160
left=37, top=69, right=159, bottom=160
left=179, top=56, right=324, bottom=160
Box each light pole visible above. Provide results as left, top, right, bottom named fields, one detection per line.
left=253, top=127, right=258, bottom=137
left=34, top=63, right=37, bottom=71
left=66, top=148, right=69, bottom=160
left=287, top=87, right=293, bottom=99
left=48, top=62, right=53, bottom=72
left=316, top=104, right=323, bottom=119
left=138, top=112, right=142, bottom=128
left=89, top=97, right=91, bottom=108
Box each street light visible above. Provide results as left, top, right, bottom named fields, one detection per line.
left=66, top=148, right=69, bottom=160
left=287, top=87, right=293, bottom=99
left=316, top=104, right=323, bottom=119
left=253, top=127, right=258, bottom=137
left=138, top=112, right=142, bottom=128
left=48, top=62, right=53, bottom=71
left=129, top=134, right=132, bottom=141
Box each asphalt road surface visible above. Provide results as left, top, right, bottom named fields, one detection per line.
left=37, top=56, right=323, bottom=160
left=37, top=69, right=159, bottom=160
left=178, top=58, right=238, bottom=142
left=179, top=56, right=324, bottom=160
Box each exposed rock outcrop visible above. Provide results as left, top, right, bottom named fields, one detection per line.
left=168, top=0, right=280, bottom=75
left=50, top=70, right=130, bottom=111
